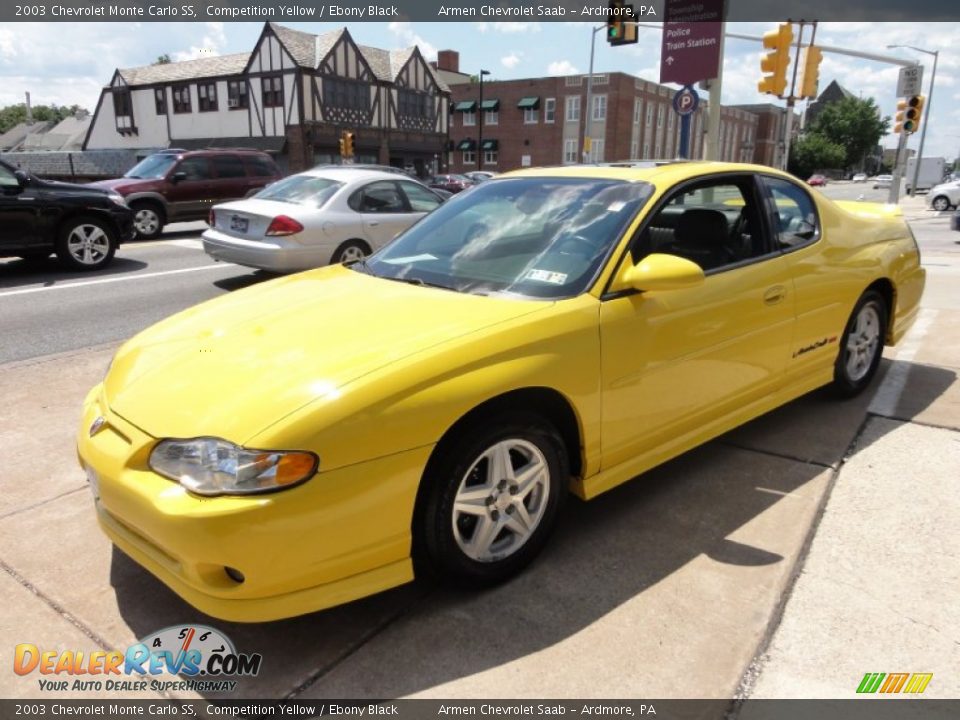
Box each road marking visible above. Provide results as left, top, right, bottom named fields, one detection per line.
left=869, top=307, right=937, bottom=418
left=0, top=263, right=236, bottom=299
left=167, top=239, right=205, bottom=250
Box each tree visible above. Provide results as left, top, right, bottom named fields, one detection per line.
left=0, top=103, right=87, bottom=134
left=154, top=54, right=172, bottom=65
left=788, top=133, right=847, bottom=179
left=809, top=96, right=889, bottom=171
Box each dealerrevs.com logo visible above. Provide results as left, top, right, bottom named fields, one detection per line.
left=14, top=625, right=262, bottom=693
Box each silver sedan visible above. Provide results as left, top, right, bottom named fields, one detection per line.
left=202, top=168, right=445, bottom=272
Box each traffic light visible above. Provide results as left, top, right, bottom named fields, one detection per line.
left=798, top=45, right=823, bottom=99
left=607, top=1, right=637, bottom=46
left=758, top=22, right=793, bottom=97
left=895, top=95, right=924, bottom=135
left=338, top=135, right=346, bottom=156
left=340, top=130, right=355, bottom=158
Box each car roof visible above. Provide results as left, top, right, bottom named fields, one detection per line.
left=154, top=148, right=272, bottom=157
left=500, top=161, right=797, bottom=187
left=299, top=167, right=420, bottom=182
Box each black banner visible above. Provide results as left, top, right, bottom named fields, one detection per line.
left=2, top=0, right=959, bottom=23
left=2, top=700, right=959, bottom=719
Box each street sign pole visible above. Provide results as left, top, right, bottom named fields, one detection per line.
left=705, top=28, right=724, bottom=161
left=673, top=85, right=699, bottom=159
left=888, top=130, right=908, bottom=204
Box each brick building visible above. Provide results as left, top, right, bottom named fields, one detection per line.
left=443, top=63, right=760, bottom=174
left=729, top=103, right=801, bottom=169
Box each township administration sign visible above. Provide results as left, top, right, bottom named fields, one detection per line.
left=660, top=0, right=725, bottom=86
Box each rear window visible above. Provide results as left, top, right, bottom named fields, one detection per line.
left=245, top=156, right=278, bottom=177
left=253, top=175, right=342, bottom=208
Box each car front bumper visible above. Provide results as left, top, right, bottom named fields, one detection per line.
left=202, top=228, right=331, bottom=273
left=77, top=385, right=429, bottom=622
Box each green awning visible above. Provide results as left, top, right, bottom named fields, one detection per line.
left=517, top=97, right=540, bottom=110
left=481, top=139, right=498, bottom=151
left=454, top=101, right=477, bottom=112
left=457, top=139, right=476, bottom=151
left=480, top=99, right=500, bottom=111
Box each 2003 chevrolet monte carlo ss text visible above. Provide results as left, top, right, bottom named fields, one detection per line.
left=77, top=162, right=925, bottom=621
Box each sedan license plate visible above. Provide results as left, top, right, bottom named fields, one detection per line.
left=85, top=466, right=100, bottom=500
left=230, top=215, right=249, bottom=233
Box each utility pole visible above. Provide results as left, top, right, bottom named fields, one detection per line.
left=703, top=25, right=725, bottom=162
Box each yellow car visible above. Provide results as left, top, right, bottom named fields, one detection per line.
left=77, top=162, right=925, bottom=621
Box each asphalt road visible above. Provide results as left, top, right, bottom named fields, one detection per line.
left=0, top=224, right=268, bottom=364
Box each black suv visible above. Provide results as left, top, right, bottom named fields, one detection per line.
left=1, top=159, right=135, bottom=271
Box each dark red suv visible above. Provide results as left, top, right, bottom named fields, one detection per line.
left=88, top=149, right=282, bottom=239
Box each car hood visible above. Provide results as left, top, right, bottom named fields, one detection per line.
left=87, top=177, right=156, bottom=193
left=104, top=264, right=549, bottom=442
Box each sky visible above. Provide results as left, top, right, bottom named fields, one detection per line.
left=1, top=20, right=957, bottom=160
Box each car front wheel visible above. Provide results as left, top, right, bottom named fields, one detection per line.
left=417, top=414, right=568, bottom=587
left=833, top=290, right=888, bottom=397
left=55, top=217, right=116, bottom=271
left=131, top=202, right=164, bottom=239
left=931, top=195, right=952, bottom=212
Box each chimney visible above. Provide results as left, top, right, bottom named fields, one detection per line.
left=25, top=91, right=32, bottom=124
left=436, top=50, right=459, bottom=74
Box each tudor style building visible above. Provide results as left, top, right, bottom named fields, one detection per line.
left=83, top=23, right=451, bottom=175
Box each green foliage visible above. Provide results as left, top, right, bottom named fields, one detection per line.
left=0, top=103, right=87, bottom=134
left=788, top=133, right=847, bottom=178
left=154, top=54, right=172, bottom=65
left=809, top=96, right=890, bottom=170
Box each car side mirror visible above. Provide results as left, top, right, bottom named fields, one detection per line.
left=14, top=170, right=30, bottom=187
left=610, top=252, right=705, bottom=293
left=171, top=171, right=187, bottom=184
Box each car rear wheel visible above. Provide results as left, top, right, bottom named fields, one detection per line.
left=416, top=413, right=567, bottom=587
left=833, top=290, right=888, bottom=397
left=131, top=202, right=164, bottom=239
left=331, top=239, right=370, bottom=265
left=54, top=217, right=116, bottom=271
left=931, top=195, right=952, bottom=212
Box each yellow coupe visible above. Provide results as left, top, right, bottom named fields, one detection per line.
left=77, top=163, right=925, bottom=621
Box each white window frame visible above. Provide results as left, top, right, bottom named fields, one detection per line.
left=462, top=150, right=475, bottom=165
left=524, top=107, right=538, bottom=124
left=646, top=104, right=653, bottom=127
left=590, top=138, right=605, bottom=163
left=563, top=138, right=578, bottom=164
left=631, top=140, right=638, bottom=159
left=485, top=110, right=499, bottom=125
left=544, top=97, right=556, bottom=123
left=657, top=105, right=664, bottom=128
left=592, top=94, right=607, bottom=121
left=484, top=149, right=498, bottom=165
left=633, top=98, right=642, bottom=124
left=565, top=96, right=580, bottom=122
left=642, top=141, right=650, bottom=158
left=463, top=110, right=476, bottom=127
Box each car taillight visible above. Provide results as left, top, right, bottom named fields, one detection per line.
left=265, top=215, right=304, bottom=237
left=208, top=209, right=215, bottom=226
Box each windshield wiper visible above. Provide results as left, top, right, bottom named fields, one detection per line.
left=382, top=275, right=457, bottom=292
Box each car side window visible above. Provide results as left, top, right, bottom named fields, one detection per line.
left=763, top=177, right=820, bottom=250
left=246, top=156, right=276, bottom=177
left=357, top=181, right=405, bottom=213
left=636, top=178, right=766, bottom=273
left=0, top=164, right=18, bottom=188
left=175, top=157, right=212, bottom=181
left=398, top=181, right=441, bottom=212
left=212, top=156, right=246, bottom=179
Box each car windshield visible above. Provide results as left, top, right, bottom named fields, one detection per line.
left=253, top=175, right=344, bottom=208
left=124, top=154, right=178, bottom=179
left=361, top=177, right=653, bottom=299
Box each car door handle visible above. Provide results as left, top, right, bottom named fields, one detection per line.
left=368, top=220, right=379, bottom=227
left=763, top=285, right=787, bottom=305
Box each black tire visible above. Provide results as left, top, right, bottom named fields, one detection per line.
left=331, top=239, right=370, bottom=265
left=415, top=412, right=568, bottom=588
left=130, top=201, right=165, bottom=239
left=931, top=195, right=951, bottom=212
left=54, top=216, right=117, bottom=271
left=832, top=290, right=888, bottom=397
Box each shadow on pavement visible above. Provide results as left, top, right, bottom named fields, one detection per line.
left=212, top=270, right=280, bottom=291
left=109, top=360, right=956, bottom=699
left=0, top=256, right=149, bottom=290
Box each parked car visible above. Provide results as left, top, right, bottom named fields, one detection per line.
left=464, top=171, right=497, bottom=183
left=88, top=149, right=282, bottom=239
left=852, top=173, right=868, bottom=183
left=0, top=158, right=134, bottom=270
left=926, top=181, right=960, bottom=211
left=807, top=174, right=828, bottom=187
left=78, top=161, right=925, bottom=621
left=873, top=174, right=893, bottom=189
left=428, top=174, right=475, bottom=193
left=202, top=168, right=446, bottom=272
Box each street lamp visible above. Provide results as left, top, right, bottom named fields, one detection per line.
left=888, top=44, right=938, bottom=195
left=478, top=69, right=490, bottom=171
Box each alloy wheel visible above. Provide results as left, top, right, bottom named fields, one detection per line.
left=66, top=224, right=111, bottom=266
left=134, top=208, right=160, bottom=236
left=844, top=302, right=882, bottom=383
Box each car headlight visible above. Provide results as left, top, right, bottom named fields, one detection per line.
left=108, top=192, right=127, bottom=207
left=149, top=438, right=318, bottom=496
